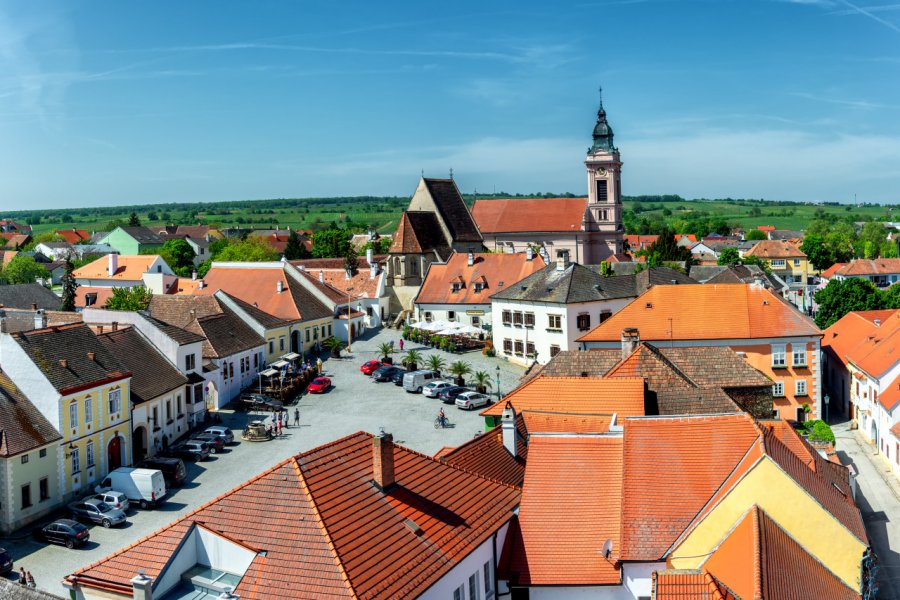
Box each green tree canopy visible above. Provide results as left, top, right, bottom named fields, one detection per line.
left=745, top=229, right=767, bottom=241
left=60, top=258, right=78, bottom=311
left=284, top=230, right=310, bottom=260
left=128, top=212, right=141, bottom=227
left=105, top=286, right=153, bottom=311
left=717, top=247, right=741, bottom=265
left=800, top=235, right=833, bottom=272
left=311, top=228, right=350, bottom=258
left=645, top=228, right=693, bottom=265
left=156, top=239, right=196, bottom=276
left=214, top=236, right=279, bottom=262
left=1, top=255, right=50, bottom=284
left=814, top=278, right=885, bottom=329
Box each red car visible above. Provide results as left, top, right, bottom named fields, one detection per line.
left=360, top=360, right=383, bottom=375
left=308, top=377, right=332, bottom=394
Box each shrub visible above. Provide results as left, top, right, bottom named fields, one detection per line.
left=802, top=420, right=835, bottom=445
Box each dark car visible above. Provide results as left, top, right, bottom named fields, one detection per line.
left=33, top=519, right=90, bottom=549
left=138, top=457, right=187, bottom=487
left=164, top=442, right=210, bottom=462
left=68, top=499, right=127, bottom=528
left=190, top=433, right=226, bottom=453
left=391, top=369, right=408, bottom=386
left=372, top=365, right=403, bottom=382
left=0, top=548, right=12, bottom=575
left=241, top=393, right=284, bottom=412
left=438, top=386, right=471, bottom=404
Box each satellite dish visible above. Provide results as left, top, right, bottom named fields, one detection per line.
left=601, top=538, right=614, bottom=559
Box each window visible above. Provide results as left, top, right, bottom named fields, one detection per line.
left=599, top=310, right=612, bottom=324
left=21, top=454, right=28, bottom=464
left=108, top=388, right=121, bottom=415
left=185, top=353, right=196, bottom=371
left=328, top=324, right=332, bottom=336
left=502, top=311, right=512, bottom=326
left=596, top=179, right=608, bottom=202
left=770, top=259, right=786, bottom=268
left=279, top=337, right=285, bottom=351
left=39, top=448, right=46, bottom=458
left=269, top=340, right=274, bottom=354
left=39, top=478, right=49, bottom=501
left=451, top=282, right=461, bottom=293
left=166, top=400, right=172, bottom=421
left=524, top=312, right=535, bottom=328
left=72, top=447, right=80, bottom=474
left=514, top=340, right=524, bottom=355
left=448, top=311, right=456, bottom=321
left=177, top=395, right=182, bottom=414
left=472, top=316, right=480, bottom=327
left=793, top=259, right=801, bottom=267
left=21, top=484, right=31, bottom=509
left=792, top=346, right=807, bottom=367
left=772, top=345, right=786, bottom=367
left=306, top=329, right=310, bottom=342
left=86, top=441, right=95, bottom=468
left=453, top=585, right=465, bottom=600
left=229, top=362, right=235, bottom=379
left=69, top=402, right=77, bottom=428
left=548, top=314, right=562, bottom=330
left=84, top=397, right=92, bottom=425
left=503, top=339, right=513, bottom=354
left=474, top=282, right=484, bottom=293
left=469, top=572, right=480, bottom=600
left=550, top=344, right=560, bottom=357
left=152, top=406, right=159, bottom=426
left=795, top=379, right=808, bottom=396
left=576, top=313, right=590, bottom=331
left=773, top=381, right=785, bottom=397
left=425, top=312, right=433, bottom=323
left=513, top=312, right=523, bottom=327
left=526, top=341, right=536, bottom=357
left=253, top=353, right=258, bottom=368
left=484, top=561, right=494, bottom=599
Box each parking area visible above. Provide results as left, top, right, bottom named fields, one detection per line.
left=4, top=327, right=526, bottom=595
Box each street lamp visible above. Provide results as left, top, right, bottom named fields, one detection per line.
left=824, top=393, right=830, bottom=424
left=346, top=286, right=353, bottom=354
left=495, top=365, right=501, bottom=401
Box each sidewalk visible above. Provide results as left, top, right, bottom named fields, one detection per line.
left=840, top=422, right=900, bottom=503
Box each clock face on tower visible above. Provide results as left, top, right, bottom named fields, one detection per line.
left=597, top=167, right=607, bottom=176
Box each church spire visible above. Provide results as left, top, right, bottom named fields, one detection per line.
left=590, top=85, right=615, bottom=154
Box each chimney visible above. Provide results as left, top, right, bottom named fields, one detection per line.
left=217, top=589, right=238, bottom=600
left=366, top=247, right=374, bottom=265
left=501, top=402, right=518, bottom=458
left=130, top=571, right=154, bottom=600
left=372, top=432, right=396, bottom=491
left=87, top=352, right=96, bottom=362
left=108, top=253, right=118, bottom=277
left=555, top=249, right=570, bottom=271
left=112, top=321, right=118, bottom=332
left=34, top=309, right=46, bottom=330
left=198, top=280, right=205, bottom=289
left=30, top=303, right=37, bottom=311
left=526, top=246, right=534, bottom=261
left=276, top=280, right=284, bottom=293
left=319, top=270, right=325, bottom=284
left=621, top=328, right=640, bottom=360
left=191, top=270, right=197, bottom=281
left=59, top=359, right=68, bottom=369
left=875, top=319, right=882, bottom=327
left=467, top=251, right=475, bottom=267
left=370, top=261, right=378, bottom=280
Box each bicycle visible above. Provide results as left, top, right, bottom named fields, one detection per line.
left=433, top=415, right=450, bottom=429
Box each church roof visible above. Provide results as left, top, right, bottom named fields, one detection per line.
left=421, top=178, right=483, bottom=243
left=389, top=211, right=451, bottom=259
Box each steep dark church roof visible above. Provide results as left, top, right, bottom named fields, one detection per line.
left=421, top=178, right=483, bottom=244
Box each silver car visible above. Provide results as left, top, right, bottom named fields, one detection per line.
left=455, top=391, right=492, bottom=410
left=69, top=499, right=127, bottom=528
left=204, top=425, right=235, bottom=445
left=91, top=490, right=130, bottom=512
left=423, top=381, right=454, bottom=398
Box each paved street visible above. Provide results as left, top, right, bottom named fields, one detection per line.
left=3, top=328, right=526, bottom=596
left=834, top=421, right=900, bottom=599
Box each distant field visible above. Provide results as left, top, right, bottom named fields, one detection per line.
left=7, top=194, right=898, bottom=238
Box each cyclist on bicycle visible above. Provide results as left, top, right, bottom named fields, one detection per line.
left=438, top=408, right=446, bottom=428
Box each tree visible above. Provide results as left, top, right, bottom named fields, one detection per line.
left=0, top=255, right=50, bottom=284
left=105, top=286, right=153, bottom=311
left=284, top=230, right=310, bottom=260
left=644, top=228, right=692, bottom=265
left=881, top=241, right=899, bottom=258
left=377, top=342, right=394, bottom=362
left=883, top=283, right=900, bottom=309
left=859, top=222, right=888, bottom=256
left=472, top=371, right=493, bottom=394
left=800, top=235, right=833, bottom=272
left=449, top=360, right=472, bottom=387
left=717, top=248, right=741, bottom=265
left=104, top=218, right=128, bottom=232
left=60, top=258, right=78, bottom=311
left=128, top=212, right=141, bottom=227
left=147, top=212, right=159, bottom=221
left=214, top=237, right=278, bottom=262
left=825, top=221, right=856, bottom=263
left=344, top=249, right=359, bottom=274
left=427, top=354, right=446, bottom=376
left=311, top=228, right=350, bottom=258
left=208, top=237, right=230, bottom=260
left=321, top=336, right=344, bottom=358
left=814, top=278, right=885, bottom=329
left=402, top=349, right=422, bottom=371
left=745, top=229, right=767, bottom=241
left=155, top=239, right=196, bottom=277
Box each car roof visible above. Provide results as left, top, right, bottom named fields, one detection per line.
left=55, top=518, right=79, bottom=526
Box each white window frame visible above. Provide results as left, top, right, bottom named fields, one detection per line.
left=771, top=259, right=786, bottom=268
left=84, top=397, right=92, bottom=425
left=795, top=379, right=807, bottom=396
left=69, top=402, right=77, bottom=428
left=453, top=585, right=465, bottom=600
left=772, top=345, right=786, bottom=368
left=792, top=346, right=806, bottom=367
left=108, top=388, right=122, bottom=415
left=773, top=381, right=785, bottom=397
left=548, top=314, right=562, bottom=330
left=793, top=258, right=801, bottom=267
left=71, top=447, right=80, bottom=474
left=468, top=572, right=480, bottom=600
left=484, top=561, right=494, bottom=599
left=86, top=440, right=95, bottom=468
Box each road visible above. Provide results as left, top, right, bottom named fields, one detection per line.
left=3, top=328, right=526, bottom=596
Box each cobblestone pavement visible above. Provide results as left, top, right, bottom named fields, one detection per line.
left=834, top=420, right=900, bottom=599
left=3, top=327, right=526, bottom=595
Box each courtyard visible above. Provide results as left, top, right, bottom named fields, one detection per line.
left=3, top=327, right=526, bottom=596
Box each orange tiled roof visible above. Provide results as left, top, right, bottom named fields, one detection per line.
left=293, top=266, right=382, bottom=299
left=440, top=418, right=528, bottom=487
left=73, top=255, right=160, bottom=281
left=56, top=229, right=90, bottom=244
left=742, top=240, right=806, bottom=259
left=578, top=284, right=820, bottom=342
left=480, top=376, right=645, bottom=418
left=624, top=234, right=659, bottom=250
left=891, top=421, right=900, bottom=438
left=471, top=197, right=588, bottom=233
left=415, top=252, right=545, bottom=305
left=173, top=277, right=204, bottom=294
left=879, top=377, right=900, bottom=411
left=676, top=234, right=698, bottom=243
left=0, top=250, right=17, bottom=267
left=74, top=286, right=114, bottom=309
left=844, top=311, right=900, bottom=378
left=502, top=435, right=623, bottom=585
left=68, top=431, right=520, bottom=600
left=836, top=258, right=900, bottom=277
left=821, top=262, right=849, bottom=279
left=757, top=225, right=776, bottom=231
left=520, top=410, right=612, bottom=434
left=653, top=570, right=729, bottom=600
left=822, top=310, right=899, bottom=367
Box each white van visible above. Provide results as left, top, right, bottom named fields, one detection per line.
left=402, top=370, right=439, bottom=393
left=95, top=468, right=166, bottom=509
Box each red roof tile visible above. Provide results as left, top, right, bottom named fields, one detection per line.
left=844, top=312, right=900, bottom=379
left=653, top=570, right=729, bottom=600
left=502, top=436, right=623, bottom=585
left=520, top=410, right=612, bottom=434
left=439, top=418, right=528, bottom=487
left=821, top=262, right=848, bottom=279
left=743, top=240, right=806, bottom=259
left=56, top=229, right=90, bottom=244
left=480, top=376, right=645, bottom=418
left=471, top=197, right=588, bottom=233
left=415, top=252, right=545, bottom=305
left=836, top=258, right=900, bottom=276
left=822, top=310, right=900, bottom=368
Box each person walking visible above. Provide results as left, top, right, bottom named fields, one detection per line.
left=316, top=357, right=323, bottom=374
left=18, top=567, right=25, bottom=584
left=26, top=572, right=35, bottom=589
left=294, top=407, right=300, bottom=426
left=276, top=419, right=282, bottom=437
left=399, top=338, right=404, bottom=351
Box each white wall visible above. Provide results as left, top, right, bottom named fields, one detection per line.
left=529, top=585, right=634, bottom=600
left=419, top=522, right=510, bottom=600
left=416, top=303, right=491, bottom=328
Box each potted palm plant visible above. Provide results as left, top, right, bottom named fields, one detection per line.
left=402, top=349, right=422, bottom=371
left=473, top=371, right=493, bottom=394
left=449, top=360, right=472, bottom=387
left=378, top=342, right=394, bottom=365
left=427, top=354, right=446, bottom=377
left=322, top=336, right=344, bottom=358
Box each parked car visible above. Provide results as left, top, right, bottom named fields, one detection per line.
left=372, top=365, right=403, bottom=382
left=204, top=425, right=235, bottom=445
left=190, top=433, right=226, bottom=453
left=137, top=457, right=187, bottom=487
left=423, top=381, right=454, bottom=398
left=391, top=369, right=407, bottom=386
left=241, top=393, right=283, bottom=411
left=96, top=468, right=167, bottom=510
left=68, top=499, right=127, bottom=528
left=0, top=548, right=13, bottom=575
left=308, top=377, right=332, bottom=393
left=360, top=360, right=382, bottom=375
left=403, top=370, right=439, bottom=393
left=33, top=519, right=89, bottom=549
left=164, top=443, right=210, bottom=463
left=438, top=385, right=470, bottom=404
left=91, top=490, right=129, bottom=512
left=455, top=391, right=492, bottom=410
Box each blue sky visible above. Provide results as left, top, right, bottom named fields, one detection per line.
left=1, top=0, right=899, bottom=209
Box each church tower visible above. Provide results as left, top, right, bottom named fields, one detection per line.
left=584, top=88, right=624, bottom=259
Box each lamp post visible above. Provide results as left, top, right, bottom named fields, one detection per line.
left=495, top=365, right=501, bottom=401
left=824, top=393, right=830, bottom=424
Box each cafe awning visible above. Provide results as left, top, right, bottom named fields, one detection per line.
left=270, top=360, right=289, bottom=369
left=259, top=368, right=278, bottom=378
left=282, top=352, right=301, bottom=361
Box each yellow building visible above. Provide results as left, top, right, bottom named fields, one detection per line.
left=743, top=239, right=812, bottom=281
left=1, top=323, right=132, bottom=501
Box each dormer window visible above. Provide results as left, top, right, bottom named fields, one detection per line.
left=474, top=282, right=484, bottom=293
left=451, top=282, right=461, bottom=293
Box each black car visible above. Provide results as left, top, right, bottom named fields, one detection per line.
left=0, top=548, right=12, bottom=575
left=372, top=365, right=403, bottom=382
left=33, top=519, right=90, bottom=549
left=138, top=457, right=187, bottom=487
left=438, top=386, right=471, bottom=404
left=241, top=393, right=283, bottom=411
left=391, top=369, right=408, bottom=386
left=190, top=433, right=226, bottom=453
left=163, top=443, right=209, bottom=462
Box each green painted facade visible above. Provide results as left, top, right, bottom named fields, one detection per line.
left=99, top=227, right=163, bottom=255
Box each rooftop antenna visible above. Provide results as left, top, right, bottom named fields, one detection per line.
left=449, top=167, right=454, bottom=180
left=601, top=538, right=613, bottom=560
left=598, top=84, right=604, bottom=109
left=421, top=168, right=424, bottom=178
